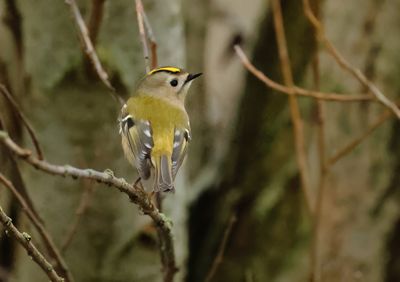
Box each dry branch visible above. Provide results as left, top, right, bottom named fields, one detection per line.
left=135, top=0, right=150, bottom=72
left=233, top=46, right=372, bottom=102
left=0, top=205, right=64, bottom=282
left=0, top=116, right=44, bottom=224
left=271, top=0, right=313, bottom=214
left=87, top=0, right=105, bottom=45
left=0, top=173, right=74, bottom=282
left=328, top=111, right=392, bottom=166
left=205, top=214, right=237, bottom=282
left=0, top=130, right=177, bottom=282
left=141, top=4, right=158, bottom=69
left=309, top=2, right=325, bottom=281
left=83, top=0, right=106, bottom=77
left=65, top=0, right=124, bottom=106
left=61, top=183, right=93, bottom=253
left=0, top=84, right=43, bottom=160
left=302, top=0, right=400, bottom=119
left=135, top=0, right=158, bottom=72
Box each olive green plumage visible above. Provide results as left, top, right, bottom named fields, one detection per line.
left=120, top=67, right=201, bottom=192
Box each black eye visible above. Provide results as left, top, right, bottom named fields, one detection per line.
left=170, top=79, right=178, bottom=87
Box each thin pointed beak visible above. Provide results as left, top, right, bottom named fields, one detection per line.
left=185, top=72, right=202, bottom=83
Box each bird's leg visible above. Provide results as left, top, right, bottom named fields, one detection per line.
left=155, top=192, right=163, bottom=211
left=147, top=191, right=158, bottom=210
left=133, top=177, right=162, bottom=211
left=133, top=177, right=143, bottom=190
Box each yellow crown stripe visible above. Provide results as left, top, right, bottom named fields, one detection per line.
left=148, top=67, right=181, bottom=75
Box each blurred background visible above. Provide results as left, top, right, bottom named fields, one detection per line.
left=0, top=0, right=400, bottom=281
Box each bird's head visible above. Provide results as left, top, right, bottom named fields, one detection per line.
left=137, top=66, right=202, bottom=102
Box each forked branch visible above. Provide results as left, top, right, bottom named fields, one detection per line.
left=135, top=0, right=158, bottom=71
left=0, top=84, right=43, bottom=160
left=65, top=0, right=124, bottom=105
left=233, top=46, right=372, bottom=102
left=302, top=0, right=400, bottom=119
left=0, top=130, right=177, bottom=282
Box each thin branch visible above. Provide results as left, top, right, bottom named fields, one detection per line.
left=0, top=117, right=44, bottom=224
left=302, top=0, right=400, bottom=119
left=0, top=84, right=43, bottom=160
left=233, top=46, right=372, bottom=102
left=3, top=0, right=23, bottom=59
left=135, top=0, right=158, bottom=70
left=83, top=0, right=106, bottom=77
left=0, top=130, right=177, bottom=282
left=61, top=182, right=94, bottom=253
left=0, top=173, right=74, bottom=282
left=65, top=0, right=124, bottom=106
left=271, top=0, right=313, bottom=215
left=87, top=0, right=105, bottom=45
left=0, top=205, right=64, bottom=282
left=205, top=214, right=237, bottom=282
left=141, top=5, right=158, bottom=70
left=328, top=111, right=392, bottom=166
left=309, top=1, right=325, bottom=281
left=135, top=0, right=151, bottom=72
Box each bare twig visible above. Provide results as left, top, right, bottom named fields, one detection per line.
left=328, top=111, right=392, bottom=166
left=0, top=84, right=43, bottom=160
left=233, top=46, right=372, bottom=102
left=87, top=0, right=105, bottom=45
left=141, top=5, right=158, bottom=69
left=65, top=0, right=124, bottom=106
left=205, top=214, right=237, bottom=282
left=3, top=0, right=25, bottom=97
left=0, top=117, right=44, bottom=225
left=271, top=0, right=313, bottom=214
left=309, top=1, right=325, bottom=281
left=0, top=205, right=64, bottom=282
left=0, top=173, right=74, bottom=282
left=302, top=0, right=400, bottom=119
left=61, top=182, right=94, bottom=253
left=83, top=0, right=106, bottom=77
left=135, top=0, right=152, bottom=72
left=3, top=0, right=23, bottom=58
left=0, top=130, right=177, bottom=282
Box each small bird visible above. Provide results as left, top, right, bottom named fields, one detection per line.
left=120, top=66, right=201, bottom=192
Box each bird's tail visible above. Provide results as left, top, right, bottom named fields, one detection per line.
left=154, top=155, right=174, bottom=192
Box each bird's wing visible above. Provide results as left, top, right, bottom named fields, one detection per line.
left=120, top=111, right=154, bottom=180
left=171, top=127, right=191, bottom=179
